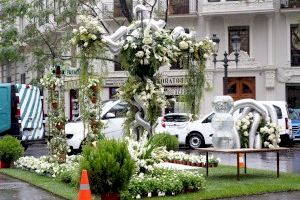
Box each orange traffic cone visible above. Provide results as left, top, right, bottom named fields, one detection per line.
left=78, top=170, right=92, bottom=200
left=239, top=153, right=245, bottom=168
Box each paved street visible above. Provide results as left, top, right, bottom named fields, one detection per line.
left=0, top=174, right=63, bottom=200
left=186, top=143, right=300, bottom=173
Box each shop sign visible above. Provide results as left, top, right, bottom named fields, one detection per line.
left=65, top=67, right=81, bottom=77
left=158, top=76, right=186, bottom=86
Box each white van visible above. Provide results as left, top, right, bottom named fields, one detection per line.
left=258, top=101, right=293, bottom=145
left=65, top=100, right=127, bottom=152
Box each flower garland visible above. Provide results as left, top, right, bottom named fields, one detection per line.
left=235, top=112, right=254, bottom=148
left=40, top=73, right=63, bottom=89
left=40, top=72, right=68, bottom=163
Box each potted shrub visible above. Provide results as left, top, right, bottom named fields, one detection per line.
left=0, top=135, right=24, bottom=168
left=80, top=139, right=135, bottom=200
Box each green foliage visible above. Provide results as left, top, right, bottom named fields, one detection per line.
left=149, top=133, right=179, bottom=151
left=0, top=135, right=24, bottom=162
left=80, top=139, right=135, bottom=194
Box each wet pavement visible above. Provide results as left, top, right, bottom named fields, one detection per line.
left=219, top=191, right=300, bottom=200
left=186, top=143, right=300, bottom=173
left=24, top=142, right=49, bottom=157
left=0, top=174, right=63, bottom=200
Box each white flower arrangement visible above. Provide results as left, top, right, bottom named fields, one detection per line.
left=120, top=25, right=176, bottom=73
left=14, top=155, right=81, bottom=178
left=71, top=15, right=106, bottom=49
left=174, top=33, right=213, bottom=61
left=259, top=121, right=281, bottom=148
left=136, top=79, right=166, bottom=110
left=40, top=73, right=63, bottom=89
left=236, top=112, right=281, bottom=149
left=126, top=134, right=162, bottom=173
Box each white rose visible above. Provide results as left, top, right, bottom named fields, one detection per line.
left=241, top=118, right=247, bottom=123
left=243, top=131, right=249, bottom=136
left=123, top=44, right=129, bottom=50
left=142, top=37, right=152, bottom=45
left=277, top=138, right=281, bottom=143
left=72, top=29, right=78, bottom=34
left=179, top=41, right=189, bottom=50
left=90, top=34, right=97, bottom=40
left=135, top=51, right=144, bottom=58
left=83, top=42, right=88, bottom=47
left=268, top=144, right=275, bottom=149
left=264, top=141, right=269, bottom=147
left=269, top=128, right=275, bottom=133
left=242, top=125, right=248, bottom=130
left=79, top=26, right=87, bottom=34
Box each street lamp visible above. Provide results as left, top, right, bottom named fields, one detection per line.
left=211, top=34, right=241, bottom=95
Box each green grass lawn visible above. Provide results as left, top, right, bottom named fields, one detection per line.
left=1, top=165, right=300, bottom=200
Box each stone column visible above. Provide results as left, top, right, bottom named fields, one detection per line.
left=267, top=15, right=274, bottom=66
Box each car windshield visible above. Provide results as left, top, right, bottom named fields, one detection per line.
left=289, top=110, right=300, bottom=120
left=165, top=115, right=190, bottom=122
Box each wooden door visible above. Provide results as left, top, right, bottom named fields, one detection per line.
left=226, top=77, right=255, bottom=101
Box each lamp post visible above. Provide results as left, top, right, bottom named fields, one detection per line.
left=211, top=34, right=241, bottom=95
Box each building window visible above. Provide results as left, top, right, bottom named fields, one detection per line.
left=114, top=0, right=132, bottom=18
left=291, top=24, right=300, bottom=66
left=114, top=56, right=122, bottom=71
left=170, top=61, right=182, bottom=70
left=169, top=0, right=189, bottom=15
left=7, top=76, right=11, bottom=83
left=21, top=73, right=26, bottom=84
left=109, top=87, right=118, bottom=99
left=228, top=26, right=250, bottom=55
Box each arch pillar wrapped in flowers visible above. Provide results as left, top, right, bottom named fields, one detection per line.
left=72, top=5, right=213, bottom=138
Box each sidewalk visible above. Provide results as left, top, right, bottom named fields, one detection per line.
left=0, top=174, right=62, bottom=200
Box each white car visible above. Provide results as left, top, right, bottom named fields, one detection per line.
left=66, top=100, right=127, bottom=152
left=155, top=113, right=215, bottom=149
left=155, top=101, right=293, bottom=149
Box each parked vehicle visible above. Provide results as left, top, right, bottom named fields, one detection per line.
left=259, top=101, right=293, bottom=145
left=155, top=113, right=214, bottom=149
left=155, top=101, right=293, bottom=148
left=289, top=109, right=300, bottom=141
left=0, top=83, right=45, bottom=147
left=66, top=100, right=127, bottom=152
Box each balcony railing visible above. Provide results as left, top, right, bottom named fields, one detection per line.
left=281, top=0, right=300, bottom=9
left=101, top=0, right=197, bottom=19
left=201, top=0, right=275, bottom=15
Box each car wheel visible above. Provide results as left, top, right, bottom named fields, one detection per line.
left=188, top=133, right=204, bottom=149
